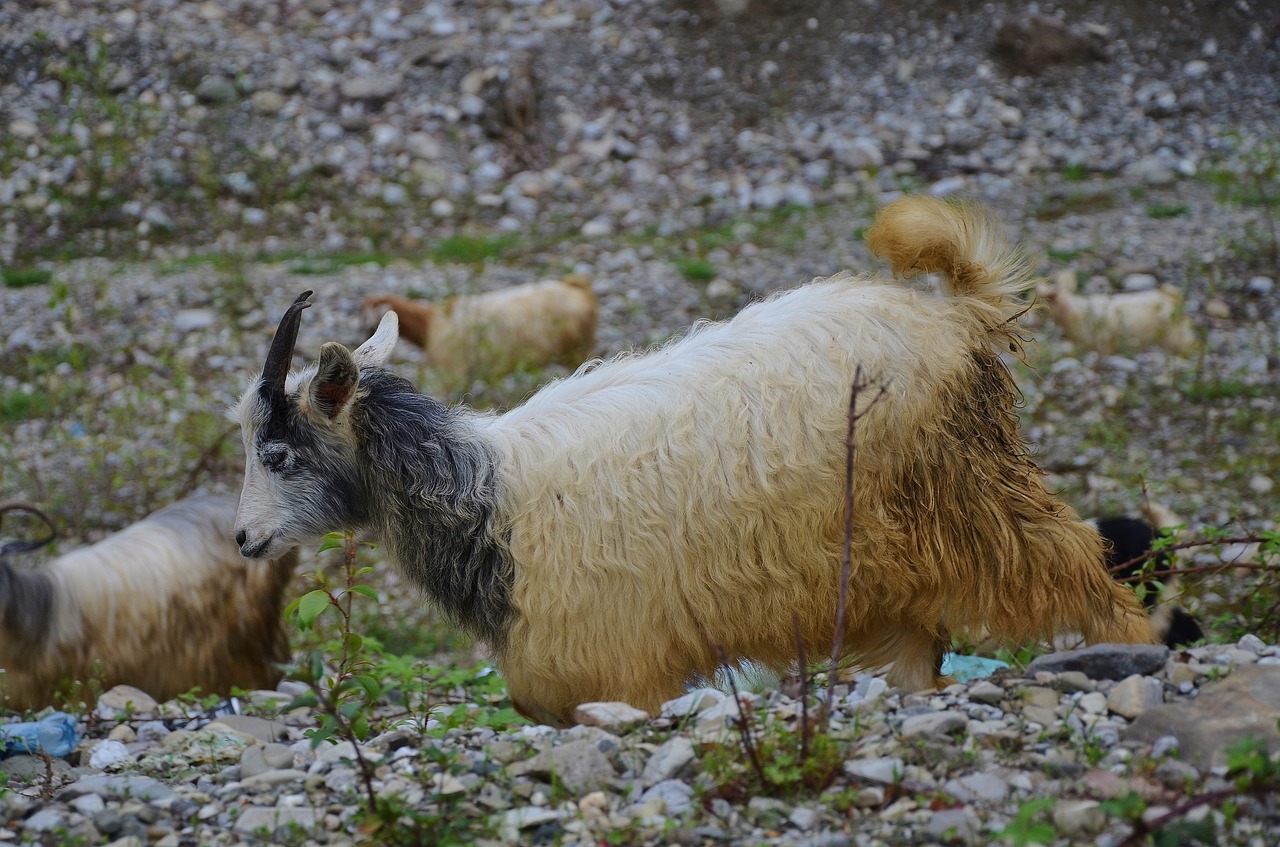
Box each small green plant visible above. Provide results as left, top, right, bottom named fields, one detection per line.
left=431, top=234, right=515, bottom=264
left=996, top=796, right=1056, bottom=845
left=1100, top=735, right=1280, bottom=846
left=0, top=388, right=50, bottom=422
left=281, top=532, right=508, bottom=845
left=286, top=251, right=393, bottom=276
left=1061, top=162, right=1090, bottom=182
left=702, top=701, right=845, bottom=800
left=283, top=532, right=387, bottom=753
left=2, top=268, right=53, bottom=288
left=1045, top=246, right=1083, bottom=264
left=1146, top=204, right=1189, bottom=219
left=674, top=256, right=717, bottom=282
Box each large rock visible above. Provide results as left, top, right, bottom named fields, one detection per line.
left=1125, top=665, right=1280, bottom=772
left=574, top=701, right=650, bottom=734
left=1106, top=675, right=1164, bottom=719
left=507, top=738, right=618, bottom=795
left=1025, top=644, right=1169, bottom=680
left=233, top=806, right=320, bottom=835
left=59, top=774, right=174, bottom=803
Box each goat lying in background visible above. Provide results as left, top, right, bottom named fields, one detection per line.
left=0, top=496, right=297, bottom=712
left=360, top=273, right=597, bottom=384
left=1039, top=270, right=1197, bottom=356
left=232, top=196, right=1154, bottom=727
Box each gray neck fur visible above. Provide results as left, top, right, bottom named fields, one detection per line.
left=353, top=369, right=515, bottom=648
left=0, top=558, right=55, bottom=651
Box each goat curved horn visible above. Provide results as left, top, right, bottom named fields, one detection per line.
left=261, top=290, right=314, bottom=394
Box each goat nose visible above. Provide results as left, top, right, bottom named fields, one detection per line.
left=235, top=529, right=247, bottom=547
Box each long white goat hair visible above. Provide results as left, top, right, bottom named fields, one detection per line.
left=232, top=196, right=1154, bottom=727
left=0, top=496, right=297, bottom=711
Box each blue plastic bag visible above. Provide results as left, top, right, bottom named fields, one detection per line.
left=941, top=653, right=1009, bottom=682
left=0, top=712, right=80, bottom=759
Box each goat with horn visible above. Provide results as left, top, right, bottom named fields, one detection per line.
left=231, top=196, right=1155, bottom=727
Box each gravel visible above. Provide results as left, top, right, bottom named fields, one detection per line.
left=2, top=0, right=1279, bottom=844
left=5, top=642, right=1280, bottom=846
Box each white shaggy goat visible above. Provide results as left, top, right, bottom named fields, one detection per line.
left=0, top=496, right=297, bottom=712
left=360, top=273, right=597, bottom=384
left=232, top=196, right=1154, bottom=727
left=1039, top=270, right=1197, bottom=356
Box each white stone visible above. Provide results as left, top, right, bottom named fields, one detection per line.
left=1053, top=799, right=1106, bottom=837
left=174, top=308, right=217, bottom=333
left=1106, top=675, right=1164, bottom=719
left=70, top=794, right=105, bottom=816
left=1122, top=273, right=1159, bottom=292
left=406, top=132, right=442, bottom=160
left=580, top=216, right=614, bottom=237
left=660, top=688, right=724, bottom=719
left=642, top=736, right=695, bottom=784
left=844, top=756, right=904, bottom=784
left=381, top=183, right=408, bottom=205
left=1078, top=692, right=1108, bottom=715
left=88, top=740, right=133, bottom=770
left=789, top=806, right=819, bottom=830
left=1246, top=276, right=1274, bottom=296
left=1237, top=634, right=1267, bottom=654
left=9, top=118, right=38, bottom=140
left=574, top=702, right=650, bottom=734
left=96, top=685, right=159, bottom=719
left=900, top=711, right=967, bottom=739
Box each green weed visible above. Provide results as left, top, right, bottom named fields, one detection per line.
left=431, top=234, right=516, bottom=264
left=1061, top=162, right=1090, bottom=182
left=674, top=256, right=717, bottom=282
left=996, top=796, right=1056, bottom=845
left=2, top=268, right=53, bottom=288
left=1147, top=203, right=1189, bottom=219
left=0, top=388, right=51, bottom=422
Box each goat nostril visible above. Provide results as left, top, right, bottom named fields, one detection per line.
left=235, top=530, right=247, bottom=547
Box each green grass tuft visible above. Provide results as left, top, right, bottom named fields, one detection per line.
left=430, top=235, right=515, bottom=264
left=1060, top=163, right=1090, bottom=182
left=1147, top=203, right=1189, bottom=219
left=0, top=388, right=51, bottom=422
left=2, top=268, right=53, bottom=288
left=674, top=256, right=717, bottom=282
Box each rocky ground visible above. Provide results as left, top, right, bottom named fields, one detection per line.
left=2, top=642, right=1279, bottom=847
left=2, top=0, right=1280, bottom=844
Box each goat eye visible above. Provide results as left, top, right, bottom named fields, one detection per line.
left=260, top=447, right=290, bottom=471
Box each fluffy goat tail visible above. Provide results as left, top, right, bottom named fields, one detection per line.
left=865, top=195, right=1036, bottom=341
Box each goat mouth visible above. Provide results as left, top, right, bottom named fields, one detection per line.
left=240, top=533, right=277, bottom=559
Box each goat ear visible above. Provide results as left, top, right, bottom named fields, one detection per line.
left=354, top=310, right=398, bottom=369
left=309, top=342, right=360, bottom=420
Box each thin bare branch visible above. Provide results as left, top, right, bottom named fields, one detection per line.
left=1108, top=534, right=1269, bottom=576
left=707, top=632, right=767, bottom=788
left=827, top=365, right=889, bottom=718
left=793, top=612, right=809, bottom=763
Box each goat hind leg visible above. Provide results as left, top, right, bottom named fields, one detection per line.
left=877, top=625, right=952, bottom=692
